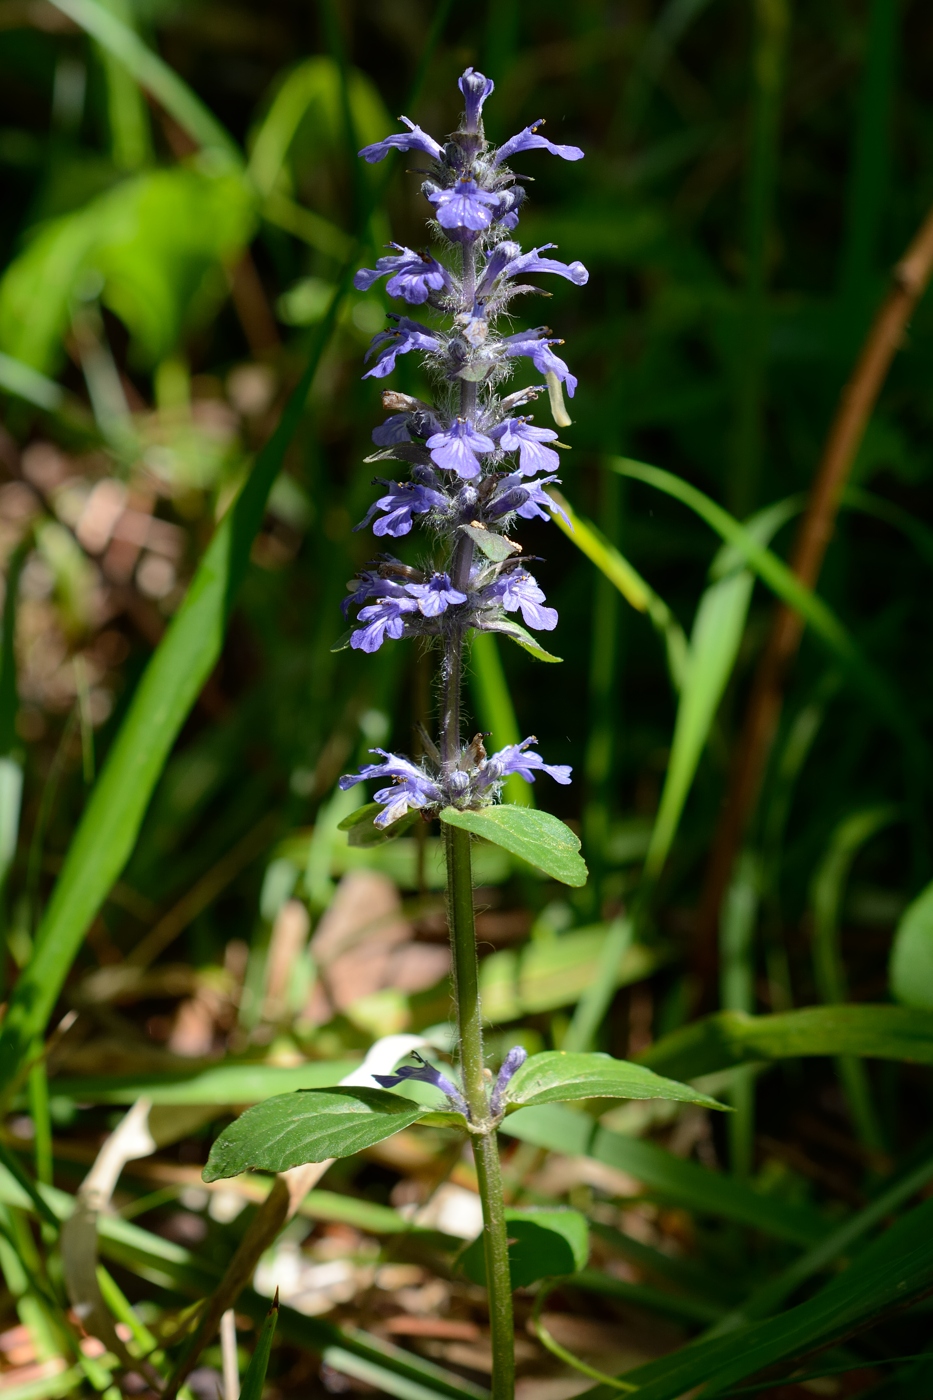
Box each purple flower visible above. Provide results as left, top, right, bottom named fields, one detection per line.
left=350, top=595, right=419, bottom=653
left=364, top=318, right=442, bottom=380
left=357, top=480, right=448, bottom=538
left=503, top=332, right=578, bottom=397
left=339, top=749, right=444, bottom=826
left=371, top=413, right=412, bottom=447
left=476, top=737, right=572, bottom=789
left=500, top=244, right=589, bottom=287
left=490, top=1046, right=528, bottom=1116
left=459, top=68, right=494, bottom=133
left=493, top=121, right=585, bottom=167
left=374, top=1051, right=469, bottom=1117
left=427, top=419, right=495, bottom=478
left=359, top=117, right=444, bottom=165
left=492, top=417, right=560, bottom=475
left=405, top=572, right=468, bottom=618
left=354, top=245, right=452, bottom=305
left=487, top=473, right=569, bottom=527
left=478, top=243, right=588, bottom=298
left=488, top=568, right=558, bottom=631
left=427, top=179, right=503, bottom=236
left=342, top=569, right=404, bottom=618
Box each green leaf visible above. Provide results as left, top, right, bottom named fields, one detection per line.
left=639, top=1005, right=933, bottom=1082
left=240, top=1298, right=278, bottom=1400
left=459, top=523, right=520, bottom=561
left=643, top=497, right=801, bottom=883
left=337, top=803, right=421, bottom=847
left=504, top=1051, right=727, bottom=1112
left=0, top=293, right=348, bottom=1100
left=481, top=618, right=563, bottom=663
left=48, top=1058, right=360, bottom=1107
left=459, top=1208, right=589, bottom=1288
left=203, top=1088, right=438, bottom=1181
left=579, top=1196, right=933, bottom=1399
left=0, top=352, right=66, bottom=412
left=0, top=169, right=256, bottom=371
left=501, top=1105, right=829, bottom=1244
left=890, top=878, right=933, bottom=1009
left=439, top=806, right=587, bottom=887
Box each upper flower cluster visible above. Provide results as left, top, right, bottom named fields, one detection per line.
left=339, top=67, right=584, bottom=828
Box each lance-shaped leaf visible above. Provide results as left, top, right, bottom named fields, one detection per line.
left=481, top=617, right=562, bottom=663
left=440, top=806, right=587, bottom=887
left=203, top=1088, right=460, bottom=1182
left=503, top=1051, right=726, bottom=1111
left=459, top=1207, right=589, bottom=1289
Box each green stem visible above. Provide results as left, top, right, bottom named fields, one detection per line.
left=445, top=822, right=514, bottom=1399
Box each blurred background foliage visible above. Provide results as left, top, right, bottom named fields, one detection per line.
left=1, top=0, right=933, bottom=1397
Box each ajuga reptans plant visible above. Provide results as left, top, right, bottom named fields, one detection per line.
left=338, top=67, right=585, bottom=819
left=203, top=71, right=719, bottom=1398
left=336, top=69, right=587, bottom=1395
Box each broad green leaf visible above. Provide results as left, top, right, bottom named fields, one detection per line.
left=459, top=523, right=520, bottom=561
left=504, top=1050, right=726, bottom=1112
left=468, top=632, right=533, bottom=807
left=459, top=1208, right=588, bottom=1288
left=440, top=806, right=587, bottom=887
left=240, top=1298, right=277, bottom=1400
left=501, top=1105, right=829, bottom=1244
left=548, top=486, right=688, bottom=690
left=612, top=457, right=926, bottom=767
left=203, top=1088, right=442, bottom=1181
left=0, top=169, right=256, bottom=371
left=480, top=925, right=666, bottom=1022
left=576, top=1196, right=933, bottom=1399
left=481, top=618, right=563, bottom=663
left=890, top=878, right=933, bottom=1009
left=639, top=1005, right=933, bottom=1081
left=337, top=802, right=421, bottom=847
left=0, top=295, right=347, bottom=1100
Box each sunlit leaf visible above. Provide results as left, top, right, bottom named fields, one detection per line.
left=440, top=806, right=587, bottom=887
left=504, top=1051, right=726, bottom=1111
left=203, top=1088, right=441, bottom=1181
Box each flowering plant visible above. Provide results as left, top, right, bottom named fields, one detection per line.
left=333, top=70, right=590, bottom=1392
left=338, top=67, right=586, bottom=829
left=205, top=68, right=720, bottom=1400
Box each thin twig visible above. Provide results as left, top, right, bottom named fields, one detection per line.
left=696, top=200, right=933, bottom=976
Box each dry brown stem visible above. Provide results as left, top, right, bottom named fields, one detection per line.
left=696, top=201, right=933, bottom=977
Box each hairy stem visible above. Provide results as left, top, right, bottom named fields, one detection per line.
left=445, top=821, right=515, bottom=1399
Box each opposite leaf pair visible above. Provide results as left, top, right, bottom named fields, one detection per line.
left=203, top=1050, right=726, bottom=1182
